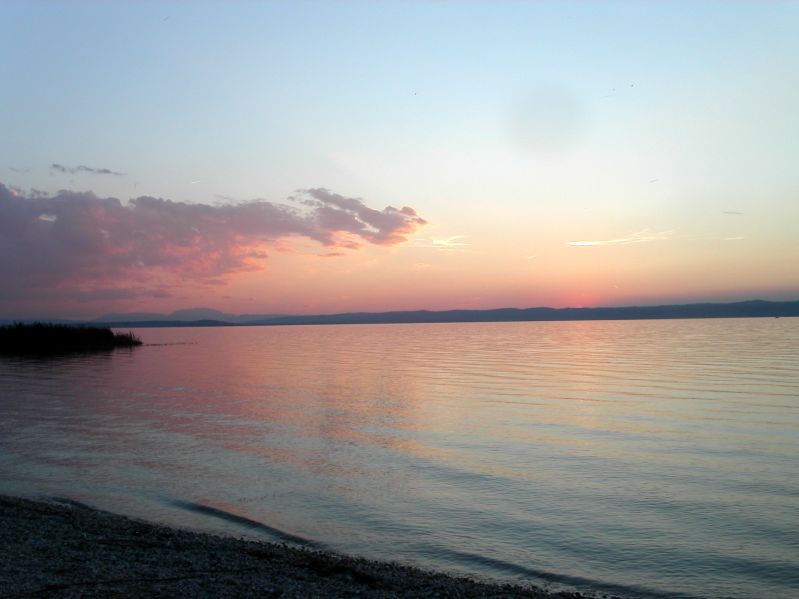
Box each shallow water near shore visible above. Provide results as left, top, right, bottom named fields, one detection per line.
left=1, top=318, right=798, bottom=598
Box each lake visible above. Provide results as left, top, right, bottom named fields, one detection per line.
left=1, top=318, right=797, bottom=598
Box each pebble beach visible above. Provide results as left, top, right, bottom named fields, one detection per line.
left=0, top=495, right=589, bottom=598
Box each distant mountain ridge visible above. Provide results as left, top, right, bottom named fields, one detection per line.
left=81, top=299, right=799, bottom=328
left=96, top=308, right=284, bottom=325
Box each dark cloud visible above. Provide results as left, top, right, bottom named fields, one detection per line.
left=51, top=163, right=125, bottom=176
left=0, top=184, right=426, bottom=313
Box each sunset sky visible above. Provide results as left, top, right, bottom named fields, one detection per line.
left=1, top=1, right=797, bottom=319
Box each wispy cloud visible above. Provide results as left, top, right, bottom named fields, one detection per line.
left=0, top=183, right=425, bottom=311
left=51, top=163, right=125, bottom=176
left=433, top=235, right=470, bottom=248
left=722, top=210, right=744, bottom=215
left=413, top=235, right=471, bottom=251
left=9, top=166, right=30, bottom=174
left=568, top=229, right=674, bottom=247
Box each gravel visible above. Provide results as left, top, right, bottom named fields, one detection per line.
left=0, top=495, right=591, bottom=598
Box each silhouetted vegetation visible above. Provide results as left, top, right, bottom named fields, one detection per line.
left=0, top=323, right=142, bottom=355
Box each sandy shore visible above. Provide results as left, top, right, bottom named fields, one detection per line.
left=0, top=495, right=594, bottom=598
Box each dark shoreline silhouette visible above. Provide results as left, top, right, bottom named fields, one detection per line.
left=2, top=299, right=797, bottom=330
left=241, top=299, right=799, bottom=327
left=0, top=323, right=142, bottom=354
left=76, top=299, right=799, bottom=328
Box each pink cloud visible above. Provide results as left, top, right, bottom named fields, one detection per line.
left=0, top=184, right=426, bottom=315
left=296, top=188, right=426, bottom=246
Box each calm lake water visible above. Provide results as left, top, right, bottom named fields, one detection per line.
left=1, top=319, right=798, bottom=598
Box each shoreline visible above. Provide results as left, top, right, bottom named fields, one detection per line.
left=0, top=495, right=592, bottom=598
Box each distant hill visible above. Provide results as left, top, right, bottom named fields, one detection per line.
left=246, top=299, right=799, bottom=326
left=96, top=308, right=284, bottom=325
left=95, top=312, right=170, bottom=323
left=90, top=319, right=236, bottom=328
left=80, top=299, right=799, bottom=328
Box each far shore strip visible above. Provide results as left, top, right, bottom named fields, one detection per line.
left=0, top=495, right=593, bottom=598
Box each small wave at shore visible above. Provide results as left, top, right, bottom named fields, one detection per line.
left=431, top=547, right=692, bottom=599
left=166, top=495, right=680, bottom=599
left=170, top=498, right=327, bottom=550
